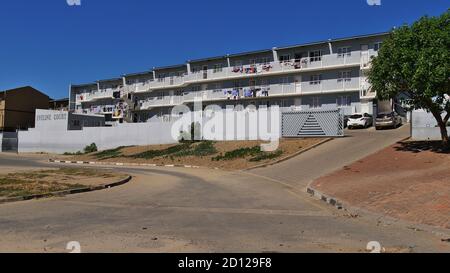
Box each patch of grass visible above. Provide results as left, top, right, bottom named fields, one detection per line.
left=212, top=146, right=261, bottom=161
left=173, top=141, right=218, bottom=157
left=94, top=146, right=126, bottom=160
left=63, top=151, right=84, bottom=156
left=130, top=141, right=219, bottom=159
left=249, top=150, right=283, bottom=162
left=130, top=143, right=193, bottom=159
left=0, top=177, right=85, bottom=198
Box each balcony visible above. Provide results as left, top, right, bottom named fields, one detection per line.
left=130, top=51, right=364, bottom=92
left=138, top=79, right=358, bottom=110
left=301, top=78, right=360, bottom=94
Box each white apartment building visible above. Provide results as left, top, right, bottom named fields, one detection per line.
left=69, top=32, right=388, bottom=124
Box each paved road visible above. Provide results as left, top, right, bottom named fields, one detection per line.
left=248, top=125, right=411, bottom=188
left=0, top=125, right=449, bottom=253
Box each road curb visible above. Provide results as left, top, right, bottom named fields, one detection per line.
left=48, top=159, right=201, bottom=169
left=244, top=138, right=333, bottom=171
left=0, top=176, right=132, bottom=205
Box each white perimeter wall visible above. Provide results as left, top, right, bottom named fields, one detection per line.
left=18, top=108, right=281, bottom=154
left=411, top=109, right=449, bottom=141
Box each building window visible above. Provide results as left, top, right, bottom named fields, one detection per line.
left=337, top=96, right=351, bottom=107
left=310, top=97, right=321, bottom=109
left=310, top=74, right=322, bottom=85
left=281, top=77, right=291, bottom=85
left=192, top=85, right=201, bottom=92
left=213, top=64, right=223, bottom=73
left=374, top=42, right=382, bottom=51
left=338, top=71, right=352, bottom=82
left=337, top=47, right=351, bottom=58
left=249, top=59, right=257, bottom=65
left=157, top=74, right=166, bottom=82
left=309, top=50, right=322, bottom=62
left=192, top=66, right=201, bottom=73
left=279, top=54, right=291, bottom=63
left=260, top=57, right=271, bottom=64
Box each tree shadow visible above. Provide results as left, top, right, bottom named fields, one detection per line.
left=395, top=141, right=450, bottom=154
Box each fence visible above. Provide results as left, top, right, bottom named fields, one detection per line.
left=411, top=110, right=449, bottom=141
left=282, top=109, right=344, bottom=137
left=1, top=131, right=18, bottom=153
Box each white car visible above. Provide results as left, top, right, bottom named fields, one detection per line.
left=347, top=113, right=373, bottom=129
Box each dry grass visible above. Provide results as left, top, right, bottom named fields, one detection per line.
left=0, top=168, right=127, bottom=199
left=69, top=139, right=325, bottom=170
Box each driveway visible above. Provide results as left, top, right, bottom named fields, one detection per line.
left=248, top=125, right=411, bottom=188
left=0, top=125, right=448, bottom=253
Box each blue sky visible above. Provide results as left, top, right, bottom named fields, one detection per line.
left=0, top=0, right=447, bottom=99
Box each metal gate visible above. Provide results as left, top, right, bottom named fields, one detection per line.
left=1, top=131, right=18, bottom=153
left=282, top=109, right=344, bottom=137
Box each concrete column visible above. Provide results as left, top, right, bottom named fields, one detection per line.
left=272, top=47, right=278, bottom=62
left=226, top=55, right=231, bottom=67
left=186, top=62, right=191, bottom=75
left=152, top=69, right=156, bottom=80
left=328, top=40, right=333, bottom=54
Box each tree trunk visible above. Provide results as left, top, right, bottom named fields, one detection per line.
left=431, top=110, right=449, bottom=147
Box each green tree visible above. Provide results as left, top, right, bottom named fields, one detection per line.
left=368, top=11, right=450, bottom=146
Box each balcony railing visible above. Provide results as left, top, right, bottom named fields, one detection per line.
left=137, top=78, right=361, bottom=109
left=130, top=51, right=363, bottom=93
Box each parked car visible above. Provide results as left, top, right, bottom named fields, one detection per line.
left=344, top=115, right=350, bottom=128
left=375, top=112, right=403, bottom=130
left=347, top=113, right=373, bottom=129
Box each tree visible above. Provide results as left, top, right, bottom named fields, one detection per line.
left=368, top=10, right=450, bottom=146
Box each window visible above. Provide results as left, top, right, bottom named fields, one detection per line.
left=259, top=57, right=271, bottom=64
left=73, top=120, right=80, bottom=127
left=337, top=47, right=351, bottom=58
left=233, top=60, right=243, bottom=68
left=157, top=74, right=166, bottom=82
left=281, top=77, right=291, bottom=85
left=260, top=79, right=269, bottom=87
left=310, top=74, right=322, bottom=85
left=310, top=97, right=321, bottom=109
left=249, top=59, right=257, bottom=65
left=192, top=85, right=201, bottom=92
left=337, top=96, right=351, bottom=107
left=213, top=64, right=223, bottom=73
left=374, top=42, right=382, bottom=51
left=309, top=50, right=322, bottom=62
left=279, top=54, right=291, bottom=63
left=210, top=83, right=222, bottom=92
left=338, top=71, right=352, bottom=82
left=192, top=66, right=201, bottom=73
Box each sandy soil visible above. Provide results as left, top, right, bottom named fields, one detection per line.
left=68, top=139, right=324, bottom=170
left=0, top=168, right=129, bottom=199
left=312, top=141, right=450, bottom=229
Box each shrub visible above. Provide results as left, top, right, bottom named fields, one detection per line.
left=84, top=143, right=98, bottom=154
left=212, top=146, right=261, bottom=161
left=249, top=150, right=283, bottom=162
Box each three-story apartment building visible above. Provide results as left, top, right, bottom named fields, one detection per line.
left=69, top=32, right=388, bottom=124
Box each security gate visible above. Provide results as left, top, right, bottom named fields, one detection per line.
left=282, top=109, right=344, bottom=137
left=1, top=131, right=18, bottom=153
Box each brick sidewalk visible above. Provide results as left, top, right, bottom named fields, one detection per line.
left=311, top=141, right=450, bottom=229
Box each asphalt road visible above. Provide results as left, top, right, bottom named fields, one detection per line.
left=0, top=125, right=449, bottom=253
